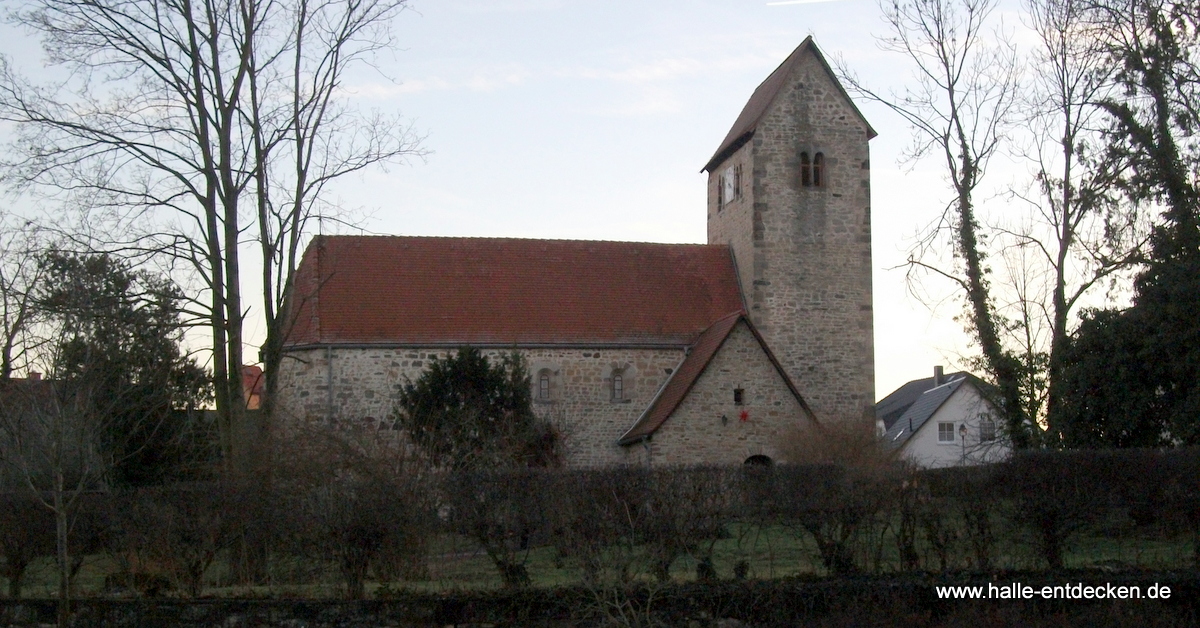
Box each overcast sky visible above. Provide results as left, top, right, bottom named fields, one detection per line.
left=334, top=0, right=992, bottom=399
left=2, top=0, right=1034, bottom=399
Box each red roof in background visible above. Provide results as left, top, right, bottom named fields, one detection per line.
left=285, top=236, right=745, bottom=347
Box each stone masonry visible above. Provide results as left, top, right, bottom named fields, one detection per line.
left=276, top=345, right=686, bottom=467
left=707, top=44, right=875, bottom=424
left=635, top=320, right=809, bottom=466
left=276, top=38, right=872, bottom=467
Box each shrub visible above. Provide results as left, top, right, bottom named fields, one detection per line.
left=0, top=492, right=55, bottom=597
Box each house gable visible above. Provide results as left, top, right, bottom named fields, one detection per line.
left=891, top=381, right=1009, bottom=468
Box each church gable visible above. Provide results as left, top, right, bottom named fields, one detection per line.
left=702, top=36, right=876, bottom=175
left=618, top=315, right=814, bottom=465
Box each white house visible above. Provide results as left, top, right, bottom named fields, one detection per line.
left=877, top=367, right=1010, bottom=468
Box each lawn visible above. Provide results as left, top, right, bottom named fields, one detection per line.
left=4, top=519, right=1193, bottom=599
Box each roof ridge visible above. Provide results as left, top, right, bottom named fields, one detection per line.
left=315, top=234, right=724, bottom=247
left=702, top=36, right=876, bottom=173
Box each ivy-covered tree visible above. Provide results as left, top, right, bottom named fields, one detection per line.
left=394, top=348, right=559, bottom=470
left=1056, top=0, right=1200, bottom=447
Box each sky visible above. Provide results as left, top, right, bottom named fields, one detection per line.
left=0, top=0, right=1024, bottom=399
left=327, top=0, right=980, bottom=399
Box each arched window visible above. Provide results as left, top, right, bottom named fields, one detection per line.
left=812, top=152, right=825, bottom=187
left=800, top=152, right=812, bottom=187
left=538, top=372, right=551, bottom=401
left=744, top=455, right=773, bottom=467
left=604, top=363, right=634, bottom=403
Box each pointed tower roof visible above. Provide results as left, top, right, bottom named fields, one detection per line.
left=702, top=36, right=877, bottom=173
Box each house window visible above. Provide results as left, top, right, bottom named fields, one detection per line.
left=938, top=422, right=956, bottom=443
left=812, top=152, right=825, bottom=187
left=734, top=388, right=744, bottom=405
left=800, top=152, right=812, bottom=187
left=980, top=417, right=996, bottom=442
left=538, top=373, right=550, bottom=401
left=612, top=374, right=624, bottom=402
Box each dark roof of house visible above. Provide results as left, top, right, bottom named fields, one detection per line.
left=875, top=371, right=972, bottom=431
left=882, top=377, right=970, bottom=449
left=702, top=36, right=877, bottom=173
left=285, top=236, right=746, bottom=347
left=617, top=313, right=813, bottom=445
left=0, top=375, right=55, bottom=415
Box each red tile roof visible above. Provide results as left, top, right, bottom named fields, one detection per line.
left=285, top=236, right=745, bottom=347
left=241, top=365, right=264, bottom=410
left=702, top=37, right=877, bottom=173
left=617, top=314, right=814, bottom=445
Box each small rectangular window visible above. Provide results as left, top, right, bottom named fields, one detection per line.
left=938, top=422, right=955, bottom=442
left=980, top=417, right=996, bottom=442
left=734, top=388, right=744, bottom=405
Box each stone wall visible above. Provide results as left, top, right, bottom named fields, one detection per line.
left=276, top=345, right=685, bottom=467
left=644, top=321, right=810, bottom=466
left=708, top=48, right=875, bottom=424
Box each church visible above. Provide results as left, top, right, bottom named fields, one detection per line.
left=276, top=37, right=876, bottom=467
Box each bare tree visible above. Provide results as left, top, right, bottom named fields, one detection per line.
left=0, top=216, right=47, bottom=381
left=839, top=0, right=1028, bottom=443
left=0, top=345, right=128, bottom=625
left=0, top=253, right=204, bottom=624
left=1007, top=0, right=1147, bottom=439
left=0, top=0, right=423, bottom=472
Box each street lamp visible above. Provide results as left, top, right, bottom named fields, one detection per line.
left=959, top=423, right=968, bottom=464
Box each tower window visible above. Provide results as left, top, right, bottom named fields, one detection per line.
left=813, top=152, right=825, bottom=187
left=800, top=152, right=812, bottom=187
left=734, top=388, right=744, bottom=405
left=720, top=164, right=741, bottom=208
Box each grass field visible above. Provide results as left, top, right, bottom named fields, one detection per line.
left=3, top=519, right=1194, bottom=599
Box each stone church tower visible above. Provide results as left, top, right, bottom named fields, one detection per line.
left=704, top=37, right=875, bottom=423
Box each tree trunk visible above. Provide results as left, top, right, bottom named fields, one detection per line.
left=53, top=477, right=70, bottom=628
